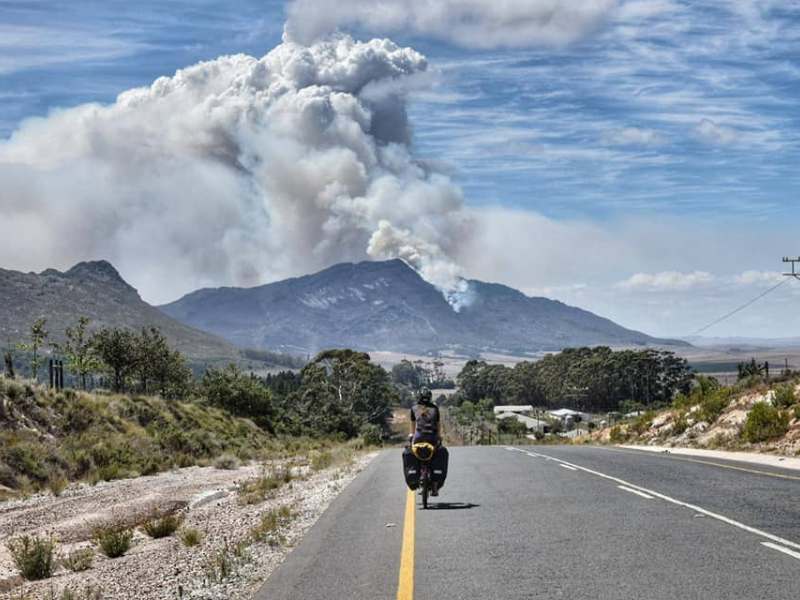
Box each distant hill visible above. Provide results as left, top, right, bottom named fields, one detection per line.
left=160, top=259, right=686, bottom=355
left=0, top=261, right=240, bottom=362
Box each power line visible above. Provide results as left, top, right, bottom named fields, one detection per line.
left=692, top=278, right=790, bottom=335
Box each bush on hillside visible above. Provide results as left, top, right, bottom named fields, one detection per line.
left=358, top=423, right=383, bottom=446
left=142, top=513, right=183, bottom=538
left=773, top=384, right=796, bottom=409
left=61, top=547, right=95, bottom=572
left=742, top=402, right=789, bottom=443
left=696, top=388, right=732, bottom=424
left=7, top=535, right=57, bottom=580
left=93, top=525, right=133, bottom=558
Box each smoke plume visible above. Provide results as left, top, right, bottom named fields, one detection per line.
left=0, top=34, right=473, bottom=306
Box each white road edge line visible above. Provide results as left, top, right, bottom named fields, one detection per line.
left=559, top=464, right=578, bottom=471
left=521, top=448, right=800, bottom=553
left=762, top=542, right=800, bottom=561
left=618, top=485, right=654, bottom=500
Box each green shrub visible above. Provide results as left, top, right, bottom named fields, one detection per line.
left=609, top=425, right=627, bottom=443
left=672, top=413, right=689, bottom=435
left=7, top=535, right=57, bottom=580
left=179, top=527, right=203, bottom=547
left=238, top=466, right=292, bottom=505
left=5, top=380, right=24, bottom=401
left=248, top=505, right=295, bottom=545
left=61, top=547, right=94, bottom=572
left=742, top=402, right=790, bottom=443
left=142, top=513, right=183, bottom=539
left=358, top=423, right=382, bottom=446
left=213, top=454, right=240, bottom=470
left=2, top=440, right=52, bottom=484
left=696, top=389, right=732, bottom=424
left=773, top=384, right=796, bottom=409
left=93, top=525, right=133, bottom=558
left=311, top=450, right=334, bottom=471
left=204, top=545, right=235, bottom=583
left=47, top=472, right=69, bottom=497
left=628, top=412, right=655, bottom=436
left=47, top=585, right=103, bottom=600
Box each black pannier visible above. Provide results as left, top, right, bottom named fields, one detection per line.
left=430, top=446, right=449, bottom=486
left=402, top=447, right=420, bottom=490
left=402, top=446, right=449, bottom=491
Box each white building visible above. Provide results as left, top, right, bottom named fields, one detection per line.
left=493, top=405, right=533, bottom=416
left=495, top=411, right=549, bottom=433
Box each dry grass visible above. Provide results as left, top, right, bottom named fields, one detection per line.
left=60, top=547, right=94, bottom=572
left=237, top=465, right=294, bottom=505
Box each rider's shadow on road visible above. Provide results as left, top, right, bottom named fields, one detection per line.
left=427, top=502, right=479, bottom=510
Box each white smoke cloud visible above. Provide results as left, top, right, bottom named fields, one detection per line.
left=285, top=0, right=618, bottom=49
left=0, top=34, right=473, bottom=306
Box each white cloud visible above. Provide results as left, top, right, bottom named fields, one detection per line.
left=604, top=126, right=666, bottom=146
left=693, top=118, right=740, bottom=145
left=616, top=271, right=715, bottom=291
left=0, top=24, right=143, bottom=75
left=733, top=270, right=783, bottom=286
left=285, top=0, right=618, bottom=49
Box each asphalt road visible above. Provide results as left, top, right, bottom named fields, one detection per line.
left=255, top=445, right=800, bottom=600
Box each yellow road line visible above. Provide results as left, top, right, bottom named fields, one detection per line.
left=601, top=446, right=800, bottom=482
left=397, top=490, right=416, bottom=600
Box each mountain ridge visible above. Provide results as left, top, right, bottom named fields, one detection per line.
left=160, top=259, right=687, bottom=354
left=0, top=261, right=241, bottom=362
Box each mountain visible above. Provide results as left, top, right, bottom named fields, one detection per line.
left=0, top=261, right=240, bottom=361
left=160, top=259, right=686, bottom=355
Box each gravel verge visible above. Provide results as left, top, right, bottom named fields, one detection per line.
left=0, top=452, right=376, bottom=599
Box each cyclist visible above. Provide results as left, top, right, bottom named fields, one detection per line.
left=410, top=387, right=443, bottom=495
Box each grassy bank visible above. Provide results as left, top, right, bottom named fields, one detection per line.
left=0, top=376, right=367, bottom=499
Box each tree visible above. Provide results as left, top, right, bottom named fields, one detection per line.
left=3, top=350, right=14, bottom=379
left=136, top=328, right=191, bottom=398
left=54, top=317, right=99, bottom=390
left=452, top=347, right=693, bottom=414
left=292, top=350, right=397, bottom=437
left=17, top=318, right=48, bottom=381
left=391, top=359, right=424, bottom=390
left=201, top=364, right=273, bottom=429
left=92, top=328, right=138, bottom=392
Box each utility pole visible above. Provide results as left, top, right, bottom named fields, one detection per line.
left=783, top=257, right=800, bottom=280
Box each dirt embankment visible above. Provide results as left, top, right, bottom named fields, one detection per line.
left=592, top=382, right=800, bottom=456
left=1, top=452, right=376, bottom=599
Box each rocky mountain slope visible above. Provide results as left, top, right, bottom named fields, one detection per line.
left=160, top=259, right=684, bottom=355
left=0, top=261, right=240, bottom=361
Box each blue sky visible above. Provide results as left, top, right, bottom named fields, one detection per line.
left=1, top=0, right=799, bottom=337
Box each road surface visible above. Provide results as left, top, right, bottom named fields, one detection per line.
left=255, top=445, right=800, bottom=599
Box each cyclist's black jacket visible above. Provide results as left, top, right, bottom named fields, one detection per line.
left=411, top=401, right=440, bottom=444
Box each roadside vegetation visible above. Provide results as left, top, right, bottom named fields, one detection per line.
left=450, top=347, right=693, bottom=413
left=1, top=319, right=390, bottom=499
left=595, top=371, right=800, bottom=454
